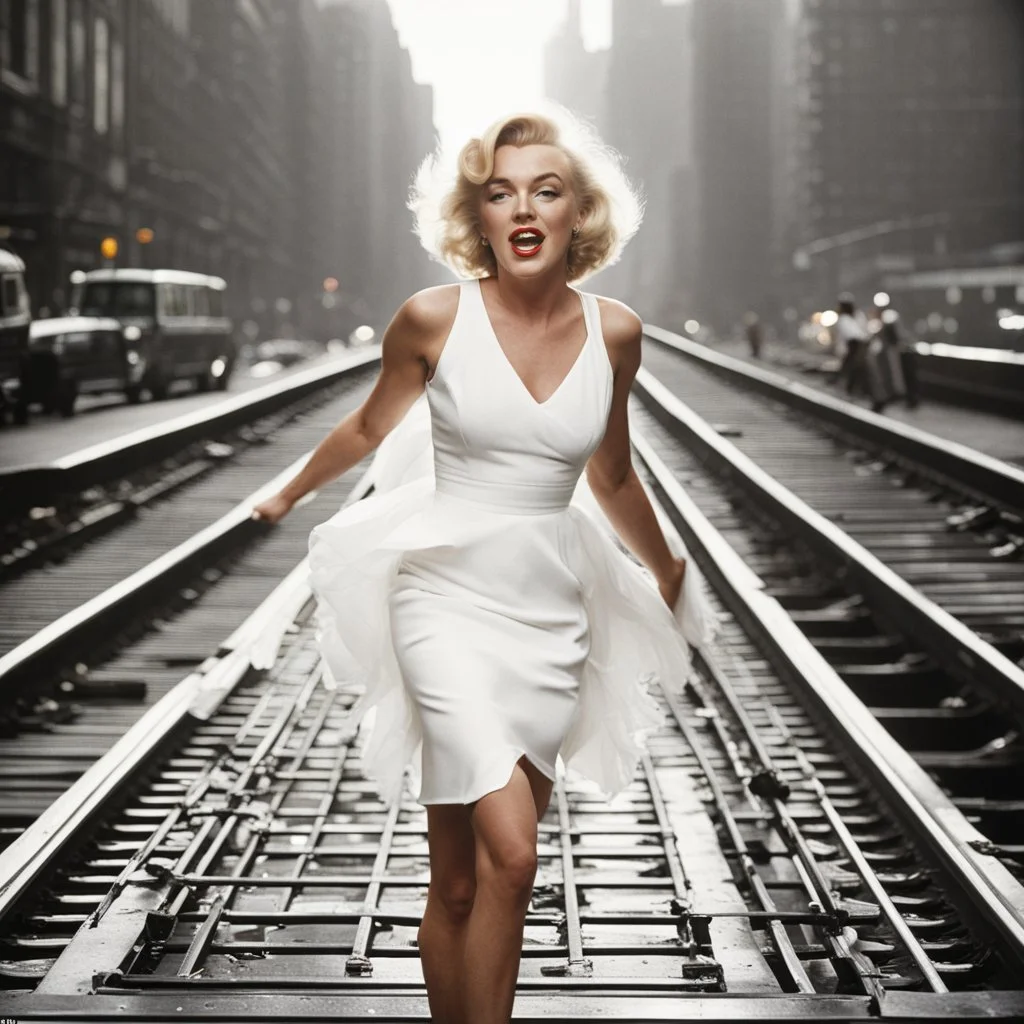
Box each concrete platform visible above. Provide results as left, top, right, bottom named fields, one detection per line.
left=0, top=352, right=345, bottom=470
left=703, top=338, right=1024, bottom=467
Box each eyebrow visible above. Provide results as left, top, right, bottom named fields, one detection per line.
left=486, top=173, right=564, bottom=188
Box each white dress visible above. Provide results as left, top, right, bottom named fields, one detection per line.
left=308, top=278, right=714, bottom=806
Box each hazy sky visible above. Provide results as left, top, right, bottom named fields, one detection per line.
left=385, top=0, right=613, bottom=153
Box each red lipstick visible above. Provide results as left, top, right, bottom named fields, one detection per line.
left=509, top=228, right=545, bottom=257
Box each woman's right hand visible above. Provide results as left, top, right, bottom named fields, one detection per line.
left=657, top=556, right=687, bottom=611
left=251, top=492, right=294, bottom=525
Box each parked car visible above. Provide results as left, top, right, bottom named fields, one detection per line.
left=68, top=268, right=237, bottom=399
left=0, top=249, right=31, bottom=424
left=255, top=338, right=322, bottom=366
left=24, top=315, right=141, bottom=416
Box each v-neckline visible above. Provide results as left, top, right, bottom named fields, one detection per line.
left=476, top=279, right=590, bottom=408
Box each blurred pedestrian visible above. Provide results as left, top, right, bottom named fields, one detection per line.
left=834, top=295, right=870, bottom=397
left=743, top=312, right=762, bottom=359
left=881, top=308, right=919, bottom=408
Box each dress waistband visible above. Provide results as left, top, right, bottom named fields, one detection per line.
left=434, top=470, right=574, bottom=516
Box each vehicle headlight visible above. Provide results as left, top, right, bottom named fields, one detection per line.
left=126, top=350, right=140, bottom=365
left=123, top=325, right=142, bottom=342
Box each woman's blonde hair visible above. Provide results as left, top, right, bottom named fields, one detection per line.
left=408, top=104, right=644, bottom=283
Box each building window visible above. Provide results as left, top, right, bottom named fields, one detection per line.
left=1, top=0, right=41, bottom=86
left=68, top=0, right=85, bottom=108
left=93, top=15, right=108, bottom=133
left=110, top=35, right=123, bottom=138
left=51, top=0, right=67, bottom=104
left=151, top=0, right=189, bottom=36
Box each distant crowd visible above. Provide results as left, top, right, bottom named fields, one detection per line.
left=829, top=293, right=919, bottom=413
left=736, top=294, right=921, bottom=415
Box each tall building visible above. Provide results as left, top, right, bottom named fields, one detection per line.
left=543, top=0, right=609, bottom=132
left=690, top=0, right=785, bottom=333
left=781, top=0, right=1024, bottom=309
left=1, top=0, right=438, bottom=338
left=317, top=0, right=440, bottom=334
left=1, top=0, right=131, bottom=312
left=591, top=0, right=693, bottom=325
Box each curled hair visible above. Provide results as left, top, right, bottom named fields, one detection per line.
left=408, top=103, right=644, bottom=283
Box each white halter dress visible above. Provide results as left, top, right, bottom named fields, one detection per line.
left=309, top=278, right=714, bottom=806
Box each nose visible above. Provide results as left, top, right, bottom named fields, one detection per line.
left=512, top=190, right=536, bottom=222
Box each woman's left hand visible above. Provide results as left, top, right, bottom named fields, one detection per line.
left=657, top=557, right=687, bottom=610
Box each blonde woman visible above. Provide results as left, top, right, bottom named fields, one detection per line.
left=253, top=107, right=711, bottom=1024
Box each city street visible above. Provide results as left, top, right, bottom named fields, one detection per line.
left=1, top=0, right=1023, bottom=1020
left=0, top=349, right=343, bottom=468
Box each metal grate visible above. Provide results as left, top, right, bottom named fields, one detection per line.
left=7, top=596, right=1005, bottom=1008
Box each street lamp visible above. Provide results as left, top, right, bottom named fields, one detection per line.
left=136, top=228, right=154, bottom=268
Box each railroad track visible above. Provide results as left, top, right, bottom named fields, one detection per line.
left=0, top=352, right=378, bottom=848
left=2, top=384, right=1024, bottom=1017
left=3, top=325, right=1024, bottom=1018
left=630, top=349, right=1024, bottom=867
left=1, top=350, right=380, bottom=580
left=642, top=331, right=1024, bottom=655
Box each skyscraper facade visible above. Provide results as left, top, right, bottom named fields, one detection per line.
left=690, top=0, right=785, bottom=332
left=593, top=0, right=693, bottom=325
left=0, top=0, right=438, bottom=337
left=543, top=0, right=609, bottom=132
left=781, top=0, right=1024, bottom=308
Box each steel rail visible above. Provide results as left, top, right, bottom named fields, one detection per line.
left=4, top=389, right=1024, bottom=1016
left=628, top=424, right=1024, bottom=967
left=176, top=680, right=343, bottom=978
left=633, top=368, right=1024, bottom=723
left=0, top=347, right=380, bottom=517
left=0, top=470, right=374, bottom=926
left=643, top=325, right=1024, bottom=519
left=36, top=633, right=334, bottom=992
left=549, top=765, right=593, bottom=977
left=686, top=670, right=872, bottom=983
left=764, top=704, right=949, bottom=991
left=638, top=752, right=725, bottom=988
left=0, top=442, right=368, bottom=696
left=664, top=673, right=814, bottom=993
left=345, top=796, right=403, bottom=976
left=689, top=654, right=944, bottom=992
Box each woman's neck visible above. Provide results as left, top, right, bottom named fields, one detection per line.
left=486, top=270, right=574, bottom=323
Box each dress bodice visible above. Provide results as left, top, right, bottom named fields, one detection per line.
left=425, top=279, right=613, bottom=515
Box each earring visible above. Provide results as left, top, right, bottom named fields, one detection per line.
left=572, top=226, right=580, bottom=236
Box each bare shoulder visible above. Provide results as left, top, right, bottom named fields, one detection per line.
left=382, top=285, right=461, bottom=373
left=594, top=295, right=643, bottom=361
left=398, top=283, right=461, bottom=340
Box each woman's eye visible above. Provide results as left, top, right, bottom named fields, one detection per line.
left=488, top=188, right=560, bottom=202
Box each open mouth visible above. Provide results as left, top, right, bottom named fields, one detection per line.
left=509, top=229, right=545, bottom=257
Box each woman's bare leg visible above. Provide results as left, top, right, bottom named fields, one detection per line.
left=518, top=753, right=556, bottom=821
left=419, top=803, right=476, bottom=1024
left=463, top=757, right=555, bottom=1023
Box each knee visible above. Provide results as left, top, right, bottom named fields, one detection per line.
left=432, top=874, right=476, bottom=922
left=483, top=843, right=538, bottom=899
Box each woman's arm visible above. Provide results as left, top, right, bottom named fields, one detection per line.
left=585, top=298, right=686, bottom=608
left=252, top=285, right=458, bottom=523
